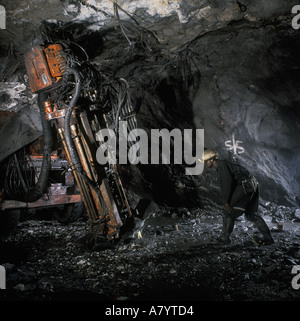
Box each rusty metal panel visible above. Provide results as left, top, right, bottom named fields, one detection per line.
left=0, top=194, right=82, bottom=210
left=43, top=44, right=65, bottom=78
left=24, top=45, right=54, bottom=93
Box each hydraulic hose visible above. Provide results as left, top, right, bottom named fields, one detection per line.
left=63, top=68, right=82, bottom=173
left=23, top=92, right=53, bottom=202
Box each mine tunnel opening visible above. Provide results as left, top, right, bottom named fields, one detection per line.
left=0, top=0, right=300, bottom=302
left=1, top=11, right=299, bottom=231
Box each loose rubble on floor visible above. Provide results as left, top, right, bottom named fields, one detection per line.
left=0, top=201, right=300, bottom=301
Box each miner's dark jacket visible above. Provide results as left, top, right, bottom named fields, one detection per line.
left=216, top=159, right=251, bottom=205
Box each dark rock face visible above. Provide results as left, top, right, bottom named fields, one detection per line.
left=0, top=0, right=299, bottom=207
left=191, top=24, right=300, bottom=206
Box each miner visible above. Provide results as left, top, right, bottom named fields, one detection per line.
left=201, top=149, right=274, bottom=245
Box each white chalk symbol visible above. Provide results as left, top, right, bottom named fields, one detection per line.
left=225, top=133, right=245, bottom=155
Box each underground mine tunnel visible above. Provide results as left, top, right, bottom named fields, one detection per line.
left=0, top=0, right=300, bottom=303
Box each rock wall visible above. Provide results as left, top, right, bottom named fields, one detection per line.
left=0, top=0, right=299, bottom=207
left=190, top=21, right=300, bottom=206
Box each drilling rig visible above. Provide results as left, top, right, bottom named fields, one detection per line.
left=0, top=41, right=142, bottom=240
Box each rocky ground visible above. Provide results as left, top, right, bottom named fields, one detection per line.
left=0, top=202, right=300, bottom=302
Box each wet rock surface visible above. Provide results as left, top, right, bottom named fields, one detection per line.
left=0, top=0, right=299, bottom=208
left=0, top=203, right=299, bottom=301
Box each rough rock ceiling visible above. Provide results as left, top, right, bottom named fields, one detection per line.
left=0, top=0, right=299, bottom=207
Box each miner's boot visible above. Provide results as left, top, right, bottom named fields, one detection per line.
left=217, top=216, right=234, bottom=244
left=253, top=216, right=274, bottom=245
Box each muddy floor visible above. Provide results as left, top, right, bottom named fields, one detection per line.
left=0, top=203, right=300, bottom=302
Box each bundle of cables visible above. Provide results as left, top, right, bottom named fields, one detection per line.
left=4, top=148, right=36, bottom=200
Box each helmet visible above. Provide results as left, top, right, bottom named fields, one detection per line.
left=198, top=149, right=218, bottom=162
